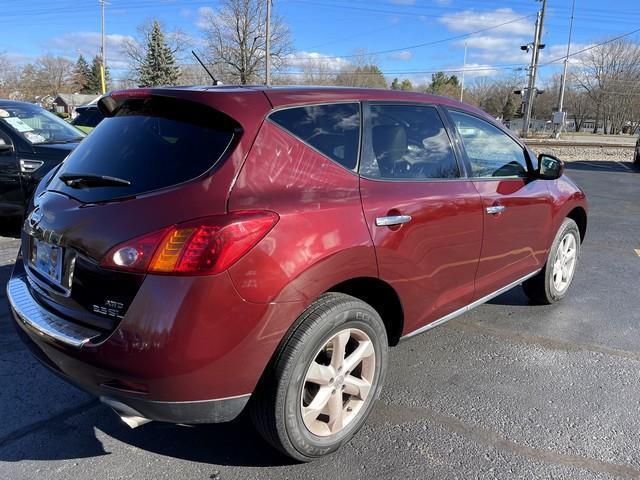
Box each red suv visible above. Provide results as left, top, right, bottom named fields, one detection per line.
left=8, top=87, right=587, bottom=461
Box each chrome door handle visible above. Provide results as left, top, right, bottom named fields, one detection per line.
left=485, top=205, right=506, bottom=215
left=19, top=159, right=44, bottom=173
left=375, top=215, right=412, bottom=227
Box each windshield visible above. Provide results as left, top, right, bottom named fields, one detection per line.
left=0, top=104, right=85, bottom=145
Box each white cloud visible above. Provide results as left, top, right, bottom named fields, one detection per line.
left=196, top=6, right=216, bottom=29
left=389, top=50, right=413, bottom=61
left=47, top=32, right=134, bottom=70
left=287, top=51, right=351, bottom=72
left=440, top=8, right=533, bottom=36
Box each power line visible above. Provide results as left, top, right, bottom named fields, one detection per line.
left=289, top=13, right=536, bottom=61
left=540, top=27, right=640, bottom=67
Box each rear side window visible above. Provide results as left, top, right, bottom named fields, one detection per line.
left=360, top=104, right=459, bottom=180
left=269, top=103, right=360, bottom=170
left=49, top=96, right=239, bottom=203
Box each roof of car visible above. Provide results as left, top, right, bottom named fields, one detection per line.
left=0, top=99, right=40, bottom=108
left=142, top=85, right=491, bottom=120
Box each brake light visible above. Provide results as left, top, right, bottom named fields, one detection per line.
left=101, top=211, right=278, bottom=275
left=110, top=88, right=153, bottom=101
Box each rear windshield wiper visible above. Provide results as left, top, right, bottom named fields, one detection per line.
left=58, top=173, right=131, bottom=188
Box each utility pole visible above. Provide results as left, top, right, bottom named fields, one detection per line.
left=554, top=0, right=576, bottom=139
left=460, top=41, right=467, bottom=102
left=265, top=0, right=271, bottom=86
left=522, top=0, right=547, bottom=137
left=99, top=0, right=107, bottom=94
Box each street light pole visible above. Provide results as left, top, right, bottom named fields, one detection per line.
left=554, top=0, right=576, bottom=139
left=460, top=41, right=467, bottom=102
left=265, top=0, right=271, bottom=86
left=522, top=0, right=547, bottom=137
left=99, top=0, right=106, bottom=94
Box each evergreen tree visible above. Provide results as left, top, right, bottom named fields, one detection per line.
left=72, top=55, right=91, bottom=93
left=137, top=20, right=180, bottom=87
left=399, top=79, right=413, bottom=91
left=85, top=56, right=110, bottom=94
left=391, top=78, right=400, bottom=90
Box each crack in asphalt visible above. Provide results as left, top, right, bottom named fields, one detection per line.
left=448, top=321, right=640, bottom=363
left=0, top=399, right=99, bottom=450
left=372, top=403, right=640, bottom=479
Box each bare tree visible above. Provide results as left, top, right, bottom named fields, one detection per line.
left=199, top=0, right=293, bottom=84
left=565, top=87, right=592, bottom=132
left=572, top=39, right=640, bottom=134
left=0, top=53, right=22, bottom=99
left=32, top=55, right=74, bottom=97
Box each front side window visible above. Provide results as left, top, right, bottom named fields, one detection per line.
left=269, top=103, right=360, bottom=170
left=0, top=104, right=84, bottom=145
left=449, top=110, right=529, bottom=178
left=360, top=104, right=459, bottom=180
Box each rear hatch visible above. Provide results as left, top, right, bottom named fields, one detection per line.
left=21, top=88, right=270, bottom=340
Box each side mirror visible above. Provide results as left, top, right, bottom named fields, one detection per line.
left=537, top=153, right=564, bottom=180
left=0, top=143, right=14, bottom=156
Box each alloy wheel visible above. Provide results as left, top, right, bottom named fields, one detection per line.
left=300, top=328, right=376, bottom=437
left=552, top=233, right=577, bottom=293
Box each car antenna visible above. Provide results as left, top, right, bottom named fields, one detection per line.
left=191, top=50, right=221, bottom=86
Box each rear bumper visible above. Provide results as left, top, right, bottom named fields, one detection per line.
left=8, top=259, right=305, bottom=424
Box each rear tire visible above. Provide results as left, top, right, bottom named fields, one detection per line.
left=250, top=293, right=388, bottom=462
left=523, top=218, right=580, bottom=304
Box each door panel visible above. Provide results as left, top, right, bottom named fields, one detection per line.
left=360, top=179, right=483, bottom=334
left=472, top=179, right=554, bottom=299
left=0, top=132, right=23, bottom=218
left=445, top=109, right=554, bottom=299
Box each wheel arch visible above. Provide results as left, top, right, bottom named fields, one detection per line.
left=325, top=276, right=404, bottom=346
left=567, top=206, right=587, bottom=242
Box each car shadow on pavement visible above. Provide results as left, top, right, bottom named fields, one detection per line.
left=94, top=409, right=296, bottom=467
left=0, top=397, right=295, bottom=467
left=565, top=160, right=638, bottom=173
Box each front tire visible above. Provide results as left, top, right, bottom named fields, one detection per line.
left=250, top=293, right=388, bottom=461
left=523, top=218, right=581, bottom=304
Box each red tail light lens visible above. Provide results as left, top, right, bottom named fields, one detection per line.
left=101, top=211, right=278, bottom=275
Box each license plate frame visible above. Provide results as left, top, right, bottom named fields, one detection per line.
left=30, top=238, right=64, bottom=287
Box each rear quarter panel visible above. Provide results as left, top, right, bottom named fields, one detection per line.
left=228, top=120, right=378, bottom=305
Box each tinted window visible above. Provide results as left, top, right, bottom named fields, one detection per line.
left=450, top=110, right=528, bottom=178
left=360, top=105, right=459, bottom=180
left=49, top=96, right=238, bottom=203
left=269, top=103, right=360, bottom=170
left=72, top=108, right=103, bottom=128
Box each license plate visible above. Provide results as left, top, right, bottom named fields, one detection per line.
left=30, top=238, right=64, bottom=286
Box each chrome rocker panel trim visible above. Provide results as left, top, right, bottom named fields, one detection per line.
left=7, top=274, right=101, bottom=348
left=401, top=269, right=541, bottom=341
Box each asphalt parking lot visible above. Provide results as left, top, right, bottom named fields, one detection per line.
left=1, top=160, right=639, bottom=480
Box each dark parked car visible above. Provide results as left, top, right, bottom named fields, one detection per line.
left=0, top=100, right=84, bottom=229
left=8, top=87, right=587, bottom=461
left=71, top=103, right=104, bottom=133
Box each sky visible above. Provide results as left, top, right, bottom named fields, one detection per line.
left=2, top=0, right=640, bottom=87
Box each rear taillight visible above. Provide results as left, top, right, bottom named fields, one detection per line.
left=100, top=211, right=278, bottom=275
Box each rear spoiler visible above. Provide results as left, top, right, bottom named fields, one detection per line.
left=98, top=89, right=153, bottom=117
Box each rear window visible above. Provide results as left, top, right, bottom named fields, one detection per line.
left=49, top=96, right=239, bottom=203
left=269, top=103, right=360, bottom=170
